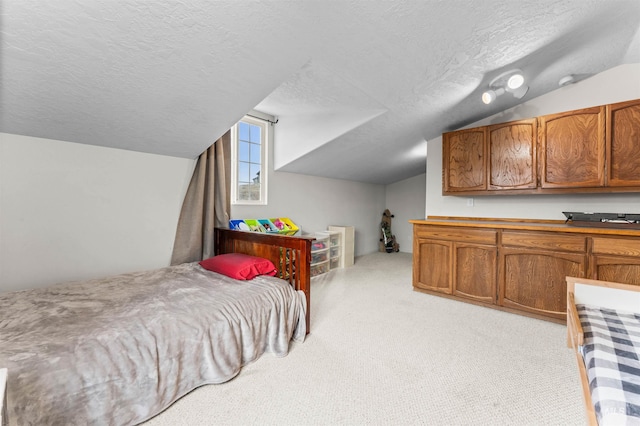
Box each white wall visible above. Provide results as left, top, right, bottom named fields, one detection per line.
left=385, top=173, right=426, bottom=253
left=0, top=133, right=194, bottom=293
left=233, top=171, right=385, bottom=257
left=0, top=127, right=387, bottom=295
left=426, top=64, right=640, bottom=220
left=233, top=167, right=425, bottom=256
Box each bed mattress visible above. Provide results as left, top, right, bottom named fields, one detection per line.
left=577, top=304, right=640, bottom=425
left=0, top=262, right=306, bottom=425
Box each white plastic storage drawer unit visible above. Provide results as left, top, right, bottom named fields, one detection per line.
left=311, top=233, right=330, bottom=277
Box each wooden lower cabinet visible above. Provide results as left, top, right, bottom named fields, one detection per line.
left=591, top=236, right=640, bottom=284
left=414, top=239, right=452, bottom=294
left=412, top=219, right=640, bottom=324
left=454, top=243, right=497, bottom=303
left=413, top=228, right=497, bottom=301
left=592, top=255, right=640, bottom=284
left=499, top=230, right=586, bottom=320
left=499, top=248, right=586, bottom=320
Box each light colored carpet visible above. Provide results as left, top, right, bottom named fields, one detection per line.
left=145, top=252, right=585, bottom=425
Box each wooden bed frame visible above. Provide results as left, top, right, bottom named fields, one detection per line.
left=566, top=276, right=640, bottom=426
left=214, top=227, right=313, bottom=333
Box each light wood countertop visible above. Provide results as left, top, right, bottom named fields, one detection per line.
left=410, top=216, right=640, bottom=237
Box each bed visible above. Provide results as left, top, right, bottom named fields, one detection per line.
left=0, top=228, right=312, bottom=426
left=566, top=276, right=640, bottom=426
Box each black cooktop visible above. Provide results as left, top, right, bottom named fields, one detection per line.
left=563, top=211, right=640, bottom=226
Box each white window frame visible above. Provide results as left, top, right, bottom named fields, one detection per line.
left=231, top=114, right=269, bottom=205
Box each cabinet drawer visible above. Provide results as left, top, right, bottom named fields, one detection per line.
left=592, top=237, right=640, bottom=256
left=501, top=231, right=586, bottom=252
left=311, top=249, right=329, bottom=264
left=415, top=226, right=497, bottom=245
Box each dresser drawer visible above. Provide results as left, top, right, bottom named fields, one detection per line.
left=592, top=237, right=640, bottom=256
left=414, top=226, right=497, bottom=245
left=502, top=231, right=586, bottom=252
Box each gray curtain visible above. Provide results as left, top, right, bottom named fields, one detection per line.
left=170, top=131, right=231, bottom=265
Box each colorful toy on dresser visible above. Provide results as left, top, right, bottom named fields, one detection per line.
left=229, top=218, right=299, bottom=236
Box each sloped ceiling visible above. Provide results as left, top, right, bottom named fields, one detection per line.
left=2, top=1, right=639, bottom=184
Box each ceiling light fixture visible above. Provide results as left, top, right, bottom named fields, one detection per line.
left=558, top=75, right=575, bottom=87
left=507, top=73, right=524, bottom=90
left=481, top=87, right=505, bottom=104
left=481, top=69, right=529, bottom=104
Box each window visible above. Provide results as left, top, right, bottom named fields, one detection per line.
left=231, top=115, right=268, bottom=205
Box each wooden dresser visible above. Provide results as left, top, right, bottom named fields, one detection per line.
left=411, top=217, right=640, bottom=323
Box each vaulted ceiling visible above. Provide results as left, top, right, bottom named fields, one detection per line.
left=2, top=1, right=639, bottom=184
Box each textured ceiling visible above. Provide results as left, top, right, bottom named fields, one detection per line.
left=2, top=1, right=639, bottom=184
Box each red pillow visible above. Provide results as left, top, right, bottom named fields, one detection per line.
left=199, top=253, right=277, bottom=280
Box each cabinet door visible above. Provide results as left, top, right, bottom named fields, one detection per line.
left=453, top=243, right=497, bottom=303
left=591, top=255, right=640, bottom=285
left=539, top=106, right=605, bottom=188
left=499, top=248, right=586, bottom=320
left=443, top=128, right=487, bottom=193
left=413, top=238, right=452, bottom=294
left=591, top=236, right=640, bottom=284
left=606, top=99, right=640, bottom=187
left=488, top=119, right=537, bottom=190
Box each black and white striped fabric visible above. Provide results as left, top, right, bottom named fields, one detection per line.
left=578, top=304, right=640, bottom=425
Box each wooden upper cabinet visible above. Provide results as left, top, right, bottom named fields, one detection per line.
left=441, top=99, right=639, bottom=195
left=443, top=128, right=487, bottom=193
left=443, top=119, right=537, bottom=194
left=538, top=106, right=605, bottom=188
left=488, top=119, right=537, bottom=190
left=606, top=99, right=640, bottom=187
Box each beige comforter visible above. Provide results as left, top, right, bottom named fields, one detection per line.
left=0, top=262, right=306, bottom=425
